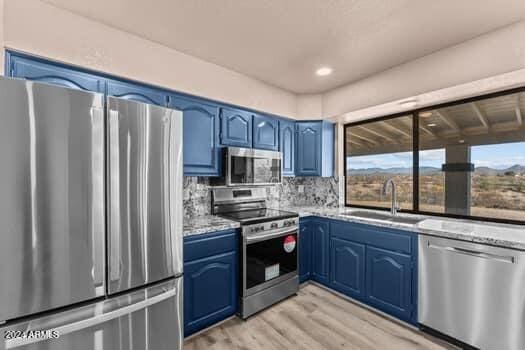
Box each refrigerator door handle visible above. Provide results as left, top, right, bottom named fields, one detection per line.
left=168, top=110, right=183, bottom=274
left=91, top=107, right=106, bottom=293
left=109, top=109, right=121, bottom=282
left=4, top=287, right=178, bottom=349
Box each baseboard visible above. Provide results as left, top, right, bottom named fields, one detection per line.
left=183, top=315, right=238, bottom=341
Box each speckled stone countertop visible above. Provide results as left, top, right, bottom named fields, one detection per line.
left=183, top=215, right=240, bottom=237
left=274, top=205, right=525, bottom=251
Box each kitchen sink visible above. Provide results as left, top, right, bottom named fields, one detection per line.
left=345, top=211, right=425, bottom=225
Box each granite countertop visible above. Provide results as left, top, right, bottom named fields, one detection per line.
left=183, top=215, right=240, bottom=237
left=276, top=205, right=525, bottom=251
left=182, top=205, right=525, bottom=250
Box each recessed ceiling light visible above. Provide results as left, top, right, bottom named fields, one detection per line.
left=427, top=123, right=437, bottom=127
left=458, top=139, right=465, bottom=143
left=420, top=111, right=433, bottom=118
left=316, top=67, right=333, bottom=76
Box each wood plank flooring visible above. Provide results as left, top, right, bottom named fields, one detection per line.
left=184, top=283, right=455, bottom=350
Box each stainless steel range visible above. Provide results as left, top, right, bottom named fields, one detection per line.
left=212, top=187, right=299, bottom=319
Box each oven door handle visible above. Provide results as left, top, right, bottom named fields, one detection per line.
left=245, top=227, right=298, bottom=244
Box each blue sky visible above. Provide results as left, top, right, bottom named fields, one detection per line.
left=347, top=142, right=525, bottom=170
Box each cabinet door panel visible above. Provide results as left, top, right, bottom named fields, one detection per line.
left=366, top=247, right=412, bottom=320
left=330, top=238, right=365, bottom=299
left=169, top=96, right=220, bottom=176
left=9, top=55, right=104, bottom=93
left=296, top=122, right=321, bottom=176
left=299, top=220, right=311, bottom=282
left=280, top=120, right=295, bottom=176
left=184, top=251, right=237, bottom=336
left=253, top=115, right=279, bottom=150
left=107, top=80, right=167, bottom=106
left=311, top=219, right=329, bottom=285
left=220, top=108, right=252, bottom=147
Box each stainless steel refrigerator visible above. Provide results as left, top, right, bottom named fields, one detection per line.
left=0, top=77, right=183, bottom=350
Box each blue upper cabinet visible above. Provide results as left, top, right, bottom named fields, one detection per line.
left=252, top=114, right=279, bottom=150
left=279, top=120, right=295, bottom=176
left=169, top=96, right=220, bottom=176
left=220, top=107, right=253, bottom=147
left=107, top=80, right=168, bottom=106
left=296, top=121, right=334, bottom=177
left=7, top=53, right=105, bottom=93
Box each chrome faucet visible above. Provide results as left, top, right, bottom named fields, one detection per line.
left=382, top=179, right=400, bottom=216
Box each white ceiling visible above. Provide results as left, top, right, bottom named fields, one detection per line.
left=43, top=0, right=525, bottom=94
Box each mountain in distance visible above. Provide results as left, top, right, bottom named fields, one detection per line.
left=348, top=164, right=525, bottom=175
left=475, top=164, right=525, bottom=175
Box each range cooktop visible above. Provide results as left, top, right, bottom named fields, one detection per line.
left=220, top=208, right=297, bottom=225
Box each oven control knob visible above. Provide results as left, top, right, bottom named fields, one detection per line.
left=270, top=223, right=278, bottom=229
left=284, top=221, right=290, bottom=227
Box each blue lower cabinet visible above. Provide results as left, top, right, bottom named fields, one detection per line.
left=107, top=79, right=168, bottom=106
left=365, top=246, right=413, bottom=323
left=184, top=251, right=238, bottom=336
left=310, top=219, right=330, bottom=285
left=183, top=230, right=238, bottom=337
left=329, top=237, right=365, bottom=300
left=299, top=219, right=312, bottom=283
left=169, top=96, right=220, bottom=176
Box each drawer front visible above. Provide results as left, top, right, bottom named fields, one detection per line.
left=330, top=221, right=413, bottom=255
left=184, top=229, right=238, bottom=262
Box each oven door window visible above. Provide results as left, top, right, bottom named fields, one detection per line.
left=230, top=156, right=281, bottom=185
left=246, top=233, right=297, bottom=290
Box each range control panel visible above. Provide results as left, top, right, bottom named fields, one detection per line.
left=242, top=217, right=298, bottom=236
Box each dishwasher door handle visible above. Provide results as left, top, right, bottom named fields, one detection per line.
left=428, top=242, right=516, bottom=264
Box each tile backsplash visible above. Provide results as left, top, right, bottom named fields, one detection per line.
left=183, top=176, right=340, bottom=218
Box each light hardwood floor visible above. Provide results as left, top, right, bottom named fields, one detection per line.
left=184, top=284, right=455, bottom=350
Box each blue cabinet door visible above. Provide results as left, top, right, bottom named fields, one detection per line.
left=296, top=122, right=322, bottom=176
left=299, top=219, right=311, bottom=283
left=220, top=108, right=252, bottom=147
left=366, top=246, right=412, bottom=322
left=107, top=80, right=167, bottom=106
left=311, top=219, right=329, bottom=285
left=253, top=114, right=279, bottom=150
left=8, top=54, right=105, bottom=93
left=169, top=96, right=220, bottom=176
left=279, top=120, right=295, bottom=176
left=184, top=251, right=238, bottom=337
left=330, top=237, right=365, bottom=300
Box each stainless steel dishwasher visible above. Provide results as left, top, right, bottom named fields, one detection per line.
left=419, top=235, right=525, bottom=350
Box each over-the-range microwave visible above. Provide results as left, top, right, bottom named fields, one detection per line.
left=210, top=147, right=282, bottom=187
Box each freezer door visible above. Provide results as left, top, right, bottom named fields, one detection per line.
left=0, top=278, right=183, bottom=350
left=107, top=97, right=183, bottom=294
left=0, top=77, right=106, bottom=322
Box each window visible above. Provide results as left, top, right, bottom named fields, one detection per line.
left=345, top=115, right=413, bottom=210
left=418, top=91, right=525, bottom=222
left=344, top=88, right=525, bottom=224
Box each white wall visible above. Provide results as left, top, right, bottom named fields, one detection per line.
left=2, top=0, right=298, bottom=118
left=296, top=94, right=323, bottom=120
left=323, top=20, right=525, bottom=119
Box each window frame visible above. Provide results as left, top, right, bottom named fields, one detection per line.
left=343, top=85, right=525, bottom=226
